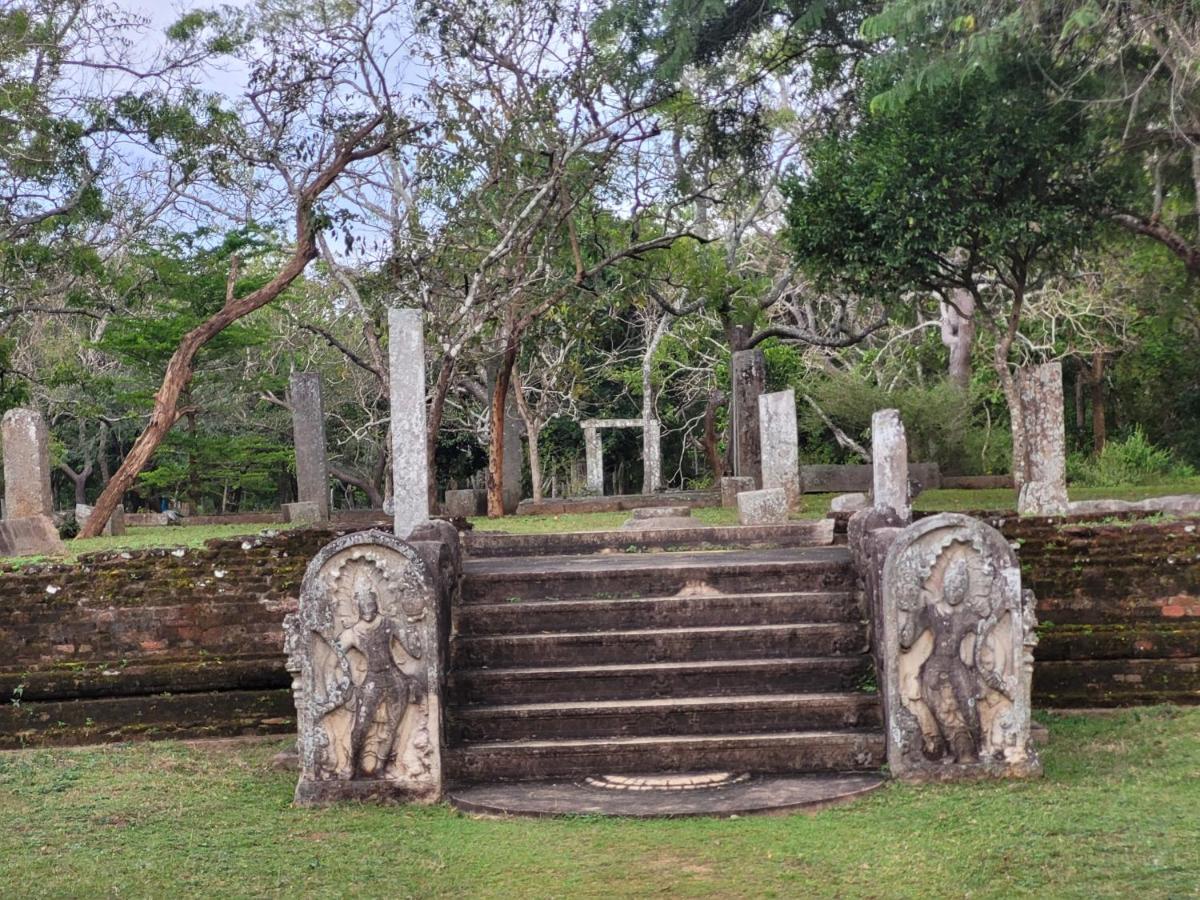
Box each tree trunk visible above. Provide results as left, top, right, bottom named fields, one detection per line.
left=426, top=352, right=457, bottom=511
left=330, top=464, right=384, bottom=507
left=58, top=462, right=92, bottom=505
left=1090, top=350, right=1106, bottom=454
left=940, top=289, right=975, bottom=390
left=701, top=389, right=726, bottom=482
left=486, top=338, right=519, bottom=518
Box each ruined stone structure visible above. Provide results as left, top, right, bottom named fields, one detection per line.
left=879, top=513, right=1041, bottom=780
left=0, top=407, right=66, bottom=557
left=284, top=530, right=447, bottom=805
left=1017, top=361, right=1069, bottom=516
left=579, top=418, right=662, bottom=496
left=289, top=372, right=330, bottom=521
left=871, top=409, right=911, bottom=522
left=389, top=308, right=430, bottom=537
left=720, top=476, right=755, bottom=508
left=758, top=389, right=801, bottom=511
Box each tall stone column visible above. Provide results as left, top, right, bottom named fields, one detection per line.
left=584, top=426, right=603, bottom=495
left=1017, top=361, right=1069, bottom=516
left=389, top=308, right=430, bottom=537
left=0, top=408, right=66, bottom=557
left=2, top=408, right=54, bottom=518
left=643, top=419, right=662, bottom=493
left=289, top=372, right=330, bottom=521
left=731, top=349, right=765, bottom=487
left=872, top=408, right=911, bottom=522
left=758, top=390, right=801, bottom=510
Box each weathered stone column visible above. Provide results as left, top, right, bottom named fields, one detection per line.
left=758, top=389, right=801, bottom=510
left=643, top=419, right=662, bottom=493
left=2, top=408, right=54, bottom=518
left=289, top=372, right=329, bottom=521
left=0, top=408, right=66, bottom=557
left=389, top=308, right=430, bottom=537
left=1017, top=361, right=1069, bottom=516
left=584, top=426, right=603, bottom=495
left=871, top=409, right=911, bottom=522
left=730, top=349, right=765, bottom=487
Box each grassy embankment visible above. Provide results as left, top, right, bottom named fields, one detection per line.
left=0, top=707, right=1196, bottom=897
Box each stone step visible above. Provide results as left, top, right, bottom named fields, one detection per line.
left=454, top=623, right=867, bottom=668
left=464, top=520, right=834, bottom=558
left=445, top=729, right=885, bottom=782
left=462, top=547, right=855, bottom=604
left=447, top=692, right=882, bottom=743
left=449, top=656, right=873, bottom=706
left=456, top=591, right=863, bottom=635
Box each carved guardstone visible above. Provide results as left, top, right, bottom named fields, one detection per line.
left=285, top=530, right=444, bottom=805
left=880, top=513, right=1041, bottom=781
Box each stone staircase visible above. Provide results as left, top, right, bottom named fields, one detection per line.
left=443, top=532, right=885, bottom=800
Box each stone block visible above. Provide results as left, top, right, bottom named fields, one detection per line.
left=1, top=408, right=54, bottom=519
left=736, top=488, right=789, bottom=526
left=289, top=372, right=330, bottom=521
left=630, top=506, right=691, bottom=520
left=283, top=501, right=322, bottom=525
left=758, top=389, right=801, bottom=510
left=444, top=489, right=487, bottom=518
left=880, top=513, right=1041, bottom=781
left=75, top=503, right=126, bottom=536
left=1017, top=362, right=1068, bottom=516
left=284, top=530, right=448, bottom=806
left=720, top=476, right=756, bottom=508
left=622, top=506, right=694, bottom=530
left=389, top=308, right=431, bottom=536
left=0, top=515, right=66, bottom=558
left=801, top=463, right=941, bottom=495
left=871, top=409, right=911, bottom=522
left=829, top=493, right=868, bottom=513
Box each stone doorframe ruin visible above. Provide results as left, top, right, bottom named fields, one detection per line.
left=580, top=418, right=661, bottom=496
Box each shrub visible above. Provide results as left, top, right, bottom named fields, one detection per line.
left=1070, top=427, right=1196, bottom=487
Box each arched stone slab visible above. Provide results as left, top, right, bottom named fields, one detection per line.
left=881, top=513, right=1041, bottom=781
left=284, top=530, right=443, bottom=805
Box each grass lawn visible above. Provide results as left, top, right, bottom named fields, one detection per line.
left=0, top=707, right=1196, bottom=897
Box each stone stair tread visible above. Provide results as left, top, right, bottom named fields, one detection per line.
left=452, top=655, right=864, bottom=676
left=457, top=622, right=861, bottom=643
left=464, top=589, right=855, bottom=610
left=452, top=691, right=877, bottom=716
left=455, top=728, right=880, bottom=751
left=464, top=546, right=851, bottom=578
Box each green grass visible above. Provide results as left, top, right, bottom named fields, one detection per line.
left=0, top=707, right=1196, bottom=897
left=915, top=477, right=1200, bottom=514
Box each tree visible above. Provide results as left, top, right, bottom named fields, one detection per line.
left=787, top=62, right=1125, bottom=484
left=80, top=2, right=417, bottom=535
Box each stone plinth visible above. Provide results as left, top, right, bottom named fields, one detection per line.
left=290, top=372, right=330, bottom=521
left=284, top=530, right=448, bottom=806
left=0, top=516, right=66, bottom=558
left=283, top=501, right=323, bottom=525
left=830, top=493, right=868, bottom=513
left=583, top=426, right=603, bottom=495
left=871, top=409, right=911, bottom=522
left=643, top=419, right=662, bottom=494
left=730, top=350, right=765, bottom=487
left=75, top=503, right=125, bottom=536
left=758, top=389, right=801, bottom=510
left=736, top=488, right=789, bottom=525
left=880, top=513, right=1041, bottom=781
left=720, top=476, right=756, bottom=508
left=1017, top=362, right=1068, bottom=516
left=444, top=489, right=486, bottom=518
left=389, top=308, right=430, bottom=537
left=2, top=408, right=54, bottom=519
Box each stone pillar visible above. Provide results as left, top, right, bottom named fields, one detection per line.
left=758, top=389, right=801, bottom=510
left=730, top=349, right=765, bottom=487
left=2, top=408, right=54, bottom=518
left=643, top=419, right=662, bottom=493
left=289, top=372, right=329, bottom=521
left=872, top=408, right=911, bottom=522
left=0, top=408, right=66, bottom=557
left=389, top=308, right=430, bottom=537
left=1017, top=361, right=1069, bottom=516
left=584, top=426, right=603, bottom=495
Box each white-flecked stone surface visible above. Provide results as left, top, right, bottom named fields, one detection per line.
left=871, top=409, right=911, bottom=522
left=389, top=308, right=430, bottom=537
left=1017, top=361, right=1069, bottom=516
left=2, top=408, right=54, bottom=519
left=290, top=372, right=330, bottom=521
left=736, top=488, right=789, bottom=525
left=758, top=389, right=801, bottom=510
